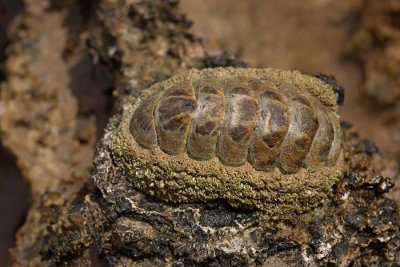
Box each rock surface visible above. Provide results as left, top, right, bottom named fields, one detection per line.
left=0, top=0, right=398, bottom=266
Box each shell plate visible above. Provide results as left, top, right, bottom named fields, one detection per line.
left=110, top=68, right=343, bottom=214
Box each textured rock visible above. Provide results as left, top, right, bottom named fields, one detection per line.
left=60, top=112, right=397, bottom=266
left=348, top=0, right=400, bottom=105
left=3, top=0, right=399, bottom=266
left=0, top=0, right=99, bottom=195
left=347, top=0, right=400, bottom=204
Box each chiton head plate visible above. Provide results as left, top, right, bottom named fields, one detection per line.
left=109, top=68, right=343, bottom=214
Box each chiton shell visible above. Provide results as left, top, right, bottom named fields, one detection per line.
left=109, top=68, right=343, bottom=214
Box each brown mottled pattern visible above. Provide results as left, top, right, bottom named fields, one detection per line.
left=130, top=77, right=341, bottom=174
left=187, top=81, right=225, bottom=160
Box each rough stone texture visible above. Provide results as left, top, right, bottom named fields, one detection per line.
left=7, top=0, right=208, bottom=265
left=1, top=0, right=399, bottom=266
left=0, top=0, right=98, bottom=195
left=347, top=0, right=400, bottom=203
left=0, top=1, right=30, bottom=265
left=1, top=0, right=111, bottom=265
left=0, top=0, right=23, bottom=77
left=348, top=0, right=400, bottom=105
left=36, top=114, right=399, bottom=266
left=95, top=0, right=205, bottom=100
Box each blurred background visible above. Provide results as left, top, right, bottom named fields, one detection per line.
left=1, top=0, right=400, bottom=265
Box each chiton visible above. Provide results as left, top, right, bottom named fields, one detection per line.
left=109, top=68, right=343, bottom=214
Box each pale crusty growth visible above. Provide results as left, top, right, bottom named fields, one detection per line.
left=113, top=67, right=343, bottom=214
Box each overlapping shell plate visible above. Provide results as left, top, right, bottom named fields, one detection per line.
left=109, top=68, right=344, bottom=214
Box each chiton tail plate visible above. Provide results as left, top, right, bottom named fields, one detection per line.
left=110, top=67, right=344, bottom=215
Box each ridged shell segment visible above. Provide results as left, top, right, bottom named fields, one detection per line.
left=130, top=74, right=342, bottom=174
